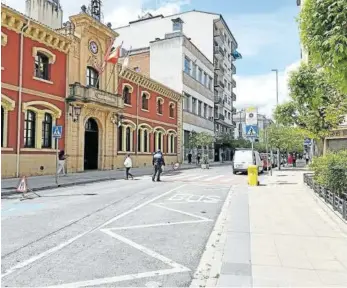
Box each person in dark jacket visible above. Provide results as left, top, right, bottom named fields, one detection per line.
left=152, top=150, right=165, bottom=182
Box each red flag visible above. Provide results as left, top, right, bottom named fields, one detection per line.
left=107, top=43, right=122, bottom=64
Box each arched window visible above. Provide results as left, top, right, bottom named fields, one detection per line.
left=35, top=52, right=49, bottom=80
left=137, top=129, right=141, bottom=152
left=157, top=132, right=162, bottom=150
left=42, top=112, right=52, bottom=148
left=123, top=86, right=131, bottom=105
left=144, top=130, right=148, bottom=152
left=118, top=126, right=123, bottom=151
left=126, top=127, right=131, bottom=151
left=1, top=106, right=4, bottom=147
left=170, top=134, right=175, bottom=153
left=169, top=103, right=175, bottom=118
left=157, top=99, right=163, bottom=115
left=86, top=66, right=99, bottom=88
left=24, top=110, right=36, bottom=148
left=142, top=93, right=149, bottom=110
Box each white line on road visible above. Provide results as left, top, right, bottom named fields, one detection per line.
left=107, top=219, right=209, bottom=230
left=152, top=203, right=211, bottom=221
left=202, top=175, right=225, bottom=182
left=2, top=184, right=186, bottom=279
left=189, top=175, right=209, bottom=181
left=45, top=229, right=190, bottom=288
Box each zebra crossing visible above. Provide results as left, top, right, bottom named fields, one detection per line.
left=135, top=173, right=235, bottom=184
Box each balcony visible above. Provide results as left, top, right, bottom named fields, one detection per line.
left=214, top=113, right=225, bottom=121
left=214, top=31, right=225, bottom=46
left=231, top=92, right=236, bottom=101
left=231, top=63, right=236, bottom=74
left=214, top=79, right=224, bottom=92
left=214, top=46, right=225, bottom=60
left=68, top=83, right=124, bottom=109
left=215, top=64, right=225, bottom=77
left=231, top=78, right=236, bottom=88
left=214, top=96, right=223, bottom=104
left=232, top=107, right=237, bottom=114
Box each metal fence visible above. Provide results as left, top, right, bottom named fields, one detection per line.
left=303, top=173, right=347, bottom=220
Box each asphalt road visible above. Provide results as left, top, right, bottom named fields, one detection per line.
left=1, top=166, right=247, bottom=287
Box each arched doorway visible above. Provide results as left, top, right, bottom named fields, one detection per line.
left=84, top=118, right=99, bottom=170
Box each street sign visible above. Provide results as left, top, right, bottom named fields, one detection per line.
left=52, top=126, right=63, bottom=139
left=304, top=138, right=311, bottom=146
left=246, top=125, right=258, bottom=137
left=245, top=107, right=257, bottom=126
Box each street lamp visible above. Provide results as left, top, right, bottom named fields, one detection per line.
left=68, top=104, right=82, bottom=122
left=271, top=68, right=281, bottom=170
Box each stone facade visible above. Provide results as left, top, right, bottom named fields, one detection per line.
left=64, top=11, right=182, bottom=173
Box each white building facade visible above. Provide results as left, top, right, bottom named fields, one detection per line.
left=115, top=10, right=239, bottom=161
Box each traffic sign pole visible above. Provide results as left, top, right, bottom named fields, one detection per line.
left=55, top=138, right=59, bottom=185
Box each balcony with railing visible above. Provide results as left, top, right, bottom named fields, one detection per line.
left=68, top=83, right=124, bottom=109
left=231, top=63, right=236, bottom=74
left=214, top=112, right=225, bottom=121
left=214, top=46, right=225, bottom=60
left=214, top=29, right=225, bottom=46
left=215, top=63, right=225, bottom=77
left=231, top=92, right=236, bottom=102
left=231, top=78, right=236, bottom=88
left=214, top=79, right=224, bottom=91
left=214, top=95, right=223, bottom=104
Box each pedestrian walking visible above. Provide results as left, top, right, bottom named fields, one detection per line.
left=57, top=150, right=67, bottom=175
left=187, top=152, right=192, bottom=164
left=124, top=154, right=134, bottom=180
left=197, top=153, right=201, bottom=165
left=305, top=153, right=309, bottom=165
left=152, top=149, right=165, bottom=182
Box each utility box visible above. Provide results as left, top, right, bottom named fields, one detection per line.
left=248, top=165, right=259, bottom=186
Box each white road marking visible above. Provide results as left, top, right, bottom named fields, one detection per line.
left=107, top=220, right=209, bottom=230
left=203, top=175, right=225, bottom=182
left=45, top=268, right=186, bottom=288
left=152, top=203, right=211, bottom=221
left=169, top=174, right=197, bottom=180
left=189, top=175, right=209, bottom=181
left=2, top=184, right=186, bottom=279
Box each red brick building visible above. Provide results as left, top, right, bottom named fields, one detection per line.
left=1, top=4, right=70, bottom=178
left=116, top=67, right=183, bottom=167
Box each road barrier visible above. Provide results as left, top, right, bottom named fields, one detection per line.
left=304, top=173, right=347, bottom=220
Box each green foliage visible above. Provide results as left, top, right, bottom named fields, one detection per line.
left=195, top=132, right=214, bottom=148
left=274, top=63, right=347, bottom=139
left=266, top=125, right=305, bottom=153
left=299, top=0, right=347, bottom=93
left=310, top=150, right=347, bottom=195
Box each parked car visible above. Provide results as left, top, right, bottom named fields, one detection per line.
left=233, top=149, right=264, bottom=175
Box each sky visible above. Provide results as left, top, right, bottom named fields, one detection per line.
left=4, top=0, right=302, bottom=118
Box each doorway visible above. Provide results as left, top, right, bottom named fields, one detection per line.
left=84, top=118, right=99, bottom=170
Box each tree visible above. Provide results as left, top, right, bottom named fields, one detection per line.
left=195, top=132, right=214, bottom=149
left=266, top=125, right=305, bottom=153
left=274, top=63, right=347, bottom=141
left=299, top=0, right=347, bottom=93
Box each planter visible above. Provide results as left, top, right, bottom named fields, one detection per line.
left=201, top=164, right=210, bottom=169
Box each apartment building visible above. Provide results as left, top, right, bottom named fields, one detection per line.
left=114, top=10, right=241, bottom=157
left=119, top=19, right=215, bottom=162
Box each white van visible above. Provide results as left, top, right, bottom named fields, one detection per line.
left=233, top=149, right=264, bottom=174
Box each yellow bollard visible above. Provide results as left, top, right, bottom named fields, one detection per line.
left=248, top=165, right=259, bottom=186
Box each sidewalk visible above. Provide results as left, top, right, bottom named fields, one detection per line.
left=191, top=171, right=347, bottom=287
left=1, top=161, right=232, bottom=196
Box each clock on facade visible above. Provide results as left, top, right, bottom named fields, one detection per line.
left=89, top=41, right=98, bottom=54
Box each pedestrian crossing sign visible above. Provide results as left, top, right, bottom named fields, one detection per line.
left=52, top=126, right=63, bottom=139
left=246, top=125, right=258, bottom=137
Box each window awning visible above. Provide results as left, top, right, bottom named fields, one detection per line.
left=232, top=50, right=242, bottom=60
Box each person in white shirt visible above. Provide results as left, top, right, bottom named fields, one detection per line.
left=124, top=154, right=134, bottom=180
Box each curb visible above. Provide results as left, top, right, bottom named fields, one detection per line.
left=1, top=163, right=232, bottom=197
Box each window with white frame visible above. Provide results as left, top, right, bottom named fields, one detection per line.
left=209, top=76, right=213, bottom=90
left=192, top=62, right=197, bottom=79
left=198, top=101, right=202, bottom=116
left=203, top=103, right=207, bottom=118
left=184, top=56, right=191, bottom=75
left=204, top=72, right=208, bottom=86
left=24, top=110, right=36, bottom=148
left=198, top=68, right=203, bottom=83
left=157, top=98, right=164, bottom=115
left=192, top=97, right=197, bottom=114
left=228, top=82, right=231, bottom=91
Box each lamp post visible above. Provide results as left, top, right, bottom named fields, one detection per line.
left=271, top=69, right=281, bottom=171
